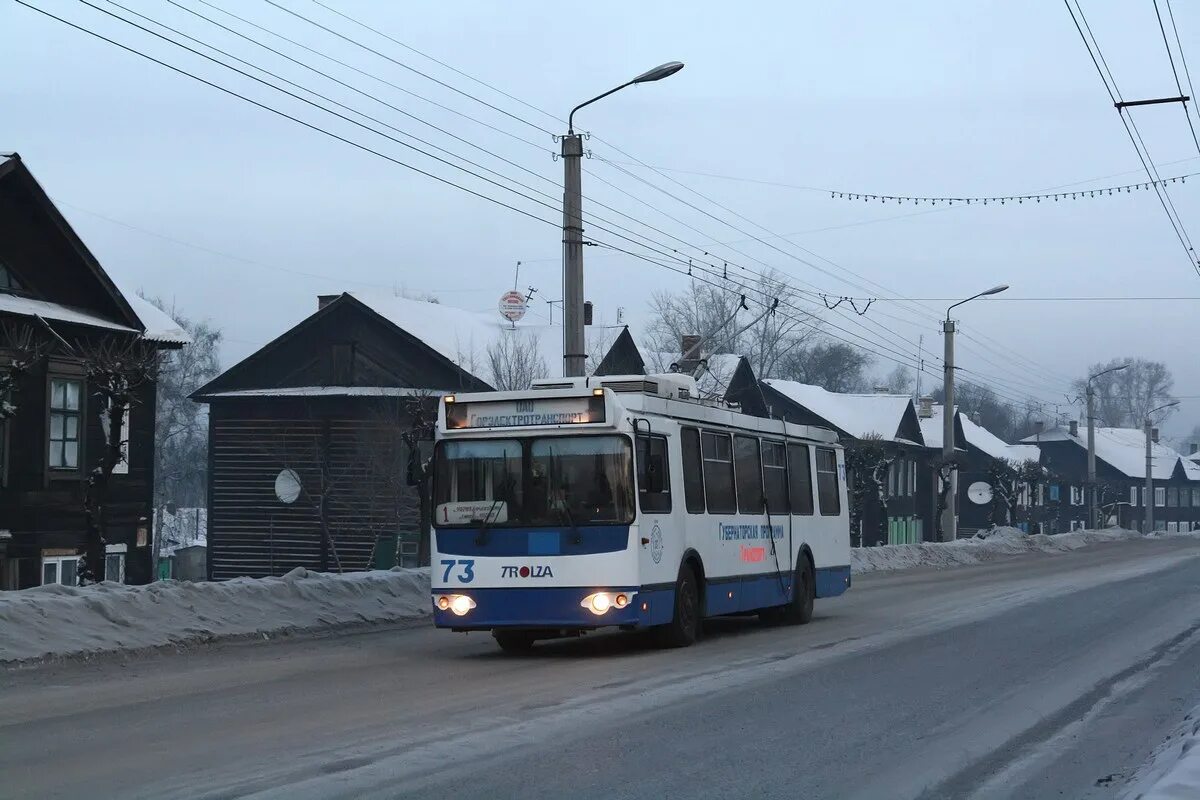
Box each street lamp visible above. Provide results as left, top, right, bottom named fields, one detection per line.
left=560, top=62, right=684, bottom=378
left=1144, top=400, right=1180, bottom=534
left=1085, top=363, right=1130, bottom=529
left=941, top=284, right=1008, bottom=541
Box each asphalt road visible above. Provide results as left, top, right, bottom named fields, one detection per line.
left=4, top=537, right=1200, bottom=800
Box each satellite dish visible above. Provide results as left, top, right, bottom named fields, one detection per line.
left=275, top=468, right=302, bottom=504
left=498, top=290, right=528, bottom=323
left=968, top=481, right=993, bottom=505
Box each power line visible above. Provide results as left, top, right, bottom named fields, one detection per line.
left=1153, top=0, right=1200, bottom=157
left=1165, top=0, right=1200, bottom=140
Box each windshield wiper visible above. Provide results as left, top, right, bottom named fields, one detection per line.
left=473, top=497, right=503, bottom=546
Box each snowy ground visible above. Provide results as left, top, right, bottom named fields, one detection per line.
left=850, top=526, right=1198, bottom=574
left=4, top=527, right=1195, bottom=665
left=0, top=567, right=428, bottom=664
left=1123, top=703, right=1200, bottom=800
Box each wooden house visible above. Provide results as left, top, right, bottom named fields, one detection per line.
left=0, top=154, right=188, bottom=589
left=1024, top=422, right=1200, bottom=532
left=192, top=292, right=644, bottom=580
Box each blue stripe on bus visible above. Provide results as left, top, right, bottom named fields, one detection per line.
left=434, top=526, right=630, bottom=557
left=431, top=565, right=850, bottom=630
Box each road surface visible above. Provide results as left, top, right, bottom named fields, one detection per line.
left=3, top=537, right=1200, bottom=800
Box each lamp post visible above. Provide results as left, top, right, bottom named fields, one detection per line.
left=561, top=61, right=684, bottom=378
left=1144, top=400, right=1180, bottom=533
left=1085, top=363, right=1129, bottom=529
left=942, top=284, right=1008, bottom=541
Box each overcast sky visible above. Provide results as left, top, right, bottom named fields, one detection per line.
left=3, top=0, right=1198, bottom=437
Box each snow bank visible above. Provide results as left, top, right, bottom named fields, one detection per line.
left=1123, top=704, right=1200, bottom=799
left=851, top=527, right=1196, bottom=575
left=0, top=567, right=430, bottom=664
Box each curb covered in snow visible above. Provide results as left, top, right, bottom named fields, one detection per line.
left=1122, top=704, right=1200, bottom=799
left=850, top=527, right=1198, bottom=575
left=0, top=566, right=430, bottom=665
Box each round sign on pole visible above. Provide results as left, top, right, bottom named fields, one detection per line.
left=498, top=290, right=528, bottom=323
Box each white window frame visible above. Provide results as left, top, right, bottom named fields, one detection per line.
left=1155, top=487, right=1166, bottom=507
left=104, top=543, right=127, bottom=583
left=42, top=554, right=81, bottom=586
left=1069, top=485, right=1083, bottom=506
left=48, top=377, right=83, bottom=471
left=1131, top=485, right=1139, bottom=507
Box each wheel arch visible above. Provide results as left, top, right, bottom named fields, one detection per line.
left=679, top=547, right=706, bottom=615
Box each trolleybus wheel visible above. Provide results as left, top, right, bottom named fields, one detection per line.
left=782, top=558, right=815, bottom=625
left=657, top=564, right=700, bottom=648
left=492, top=629, right=537, bottom=653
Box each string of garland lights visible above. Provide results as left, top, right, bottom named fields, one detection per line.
left=826, top=172, right=1196, bottom=206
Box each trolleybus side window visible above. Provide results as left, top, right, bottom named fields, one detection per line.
left=816, top=447, right=841, bottom=516
left=681, top=427, right=706, bottom=513
left=636, top=434, right=672, bottom=513
left=734, top=435, right=764, bottom=514
left=762, top=441, right=789, bottom=514
left=787, top=443, right=814, bottom=516
left=701, top=430, right=736, bottom=514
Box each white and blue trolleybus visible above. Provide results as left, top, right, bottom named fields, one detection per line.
left=430, top=372, right=851, bottom=652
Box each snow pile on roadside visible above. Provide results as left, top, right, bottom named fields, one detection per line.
left=1122, top=704, right=1200, bottom=799
left=0, top=566, right=430, bottom=664
left=851, top=527, right=1194, bottom=575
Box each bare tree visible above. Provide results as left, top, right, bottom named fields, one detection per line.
left=644, top=270, right=818, bottom=378
left=140, top=296, right=221, bottom=508
left=487, top=330, right=549, bottom=391
left=778, top=340, right=873, bottom=392
left=0, top=321, right=50, bottom=419
left=77, top=337, right=159, bottom=584
left=1072, top=357, right=1176, bottom=428
left=880, top=364, right=916, bottom=397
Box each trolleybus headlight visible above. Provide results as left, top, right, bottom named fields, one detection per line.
left=436, top=594, right=476, bottom=616
left=581, top=591, right=635, bottom=615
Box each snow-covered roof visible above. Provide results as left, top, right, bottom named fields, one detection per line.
left=351, top=292, right=563, bottom=382
left=917, top=404, right=953, bottom=450
left=0, top=293, right=137, bottom=334
left=763, top=379, right=917, bottom=442
left=203, top=386, right=442, bottom=398
left=959, top=413, right=1040, bottom=464
left=1024, top=425, right=1184, bottom=479
left=126, top=294, right=191, bottom=345
left=1187, top=449, right=1200, bottom=464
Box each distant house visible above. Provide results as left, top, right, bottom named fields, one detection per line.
left=192, top=292, right=643, bottom=580
left=742, top=375, right=932, bottom=546
left=919, top=402, right=1044, bottom=535
left=0, top=154, right=188, bottom=589
left=1023, top=421, right=1200, bottom=532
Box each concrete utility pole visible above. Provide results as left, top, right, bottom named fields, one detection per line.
left=942, top=284, right=1008, bottom=541
left=561, top=61, right=683, bottom=378
left=1144, top=400, right=1180, bottom=533
left=1086, top=363, right=1129, bottom=530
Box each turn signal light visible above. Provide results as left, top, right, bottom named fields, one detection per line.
left=435, top=594, right=476, bottom=616
left=580, top=591, right=635, bottom=615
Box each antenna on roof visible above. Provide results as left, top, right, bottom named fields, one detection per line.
left=512, top=260, right=521, bottom=290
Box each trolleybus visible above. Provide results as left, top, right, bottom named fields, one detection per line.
left=430, top=372, right=850, bottom=651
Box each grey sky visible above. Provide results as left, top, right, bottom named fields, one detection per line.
left=3, top=0, right=1197, bottom=436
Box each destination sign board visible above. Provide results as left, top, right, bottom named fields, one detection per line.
left=446, top=396, right=605, bottom=429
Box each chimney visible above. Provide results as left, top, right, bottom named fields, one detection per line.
left=970, top=411, right=982, bottom=426
left=1190, top=442, right=1198, bottom=455
left=678, top=334, right=703, bottom=374
left=873, top=386, right=890, bottom=394
left=918, top=396, right=933, bottom=418
left=1152, top=427, right=1160, bottom=443
left=1069, top=420, right=1079, bottom=437
left=1034, top=420, right=1044, bottom=434
left=318, top=294, right=340, bottom=310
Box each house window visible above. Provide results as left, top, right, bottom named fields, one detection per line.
left=700, top=431, right=736, bottom=514
left=909, top=459, right=917, bottom=496
left=1193, top=488, right=1200, bottom=507
left=1069, top=486, right=1083, bottom=506
left=887, top=461, right=898, bottom=498
left=734, top=435, right=764, bottom=515
left=1036, top=483, right=1045, bottom=506
left=762, top=441, right=789, bottom=515
left=1049, top=484, right=1060, bottom=502
left=104, top=544, right=127, bottom=583
left=815, top=447, right=841, bottom=516
left=1131, top=485, right=1139, bottom=507
left=635, top=435, right=671, bottom=514
left=1167, top=487, right=1179, bottom=507
left=42, top=554, right=80, bottom=586
left=48, top=378, right=82, bottom=469
left=787, top=443, right=814, bottom=516
left=1155, top=487, right=1166, bottom=507
left=1167, top=522, right=1179, bottom=534
left=681, top=427, right=705, bottom=514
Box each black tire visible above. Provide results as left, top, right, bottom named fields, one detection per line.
left=656, top=563, right=701, bottom=648
left=781, top=557, right=815, bottom=625
left=492, top=630, right=537, bottom=653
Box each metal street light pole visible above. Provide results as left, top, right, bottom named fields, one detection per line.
left=561, top=61, right=684, bottom=378
left=1144, top=400, right=1179, bottom=533
left=942, top=284, right=1008, bottom=541
left=1086, top=363, right=1129, bottom=529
